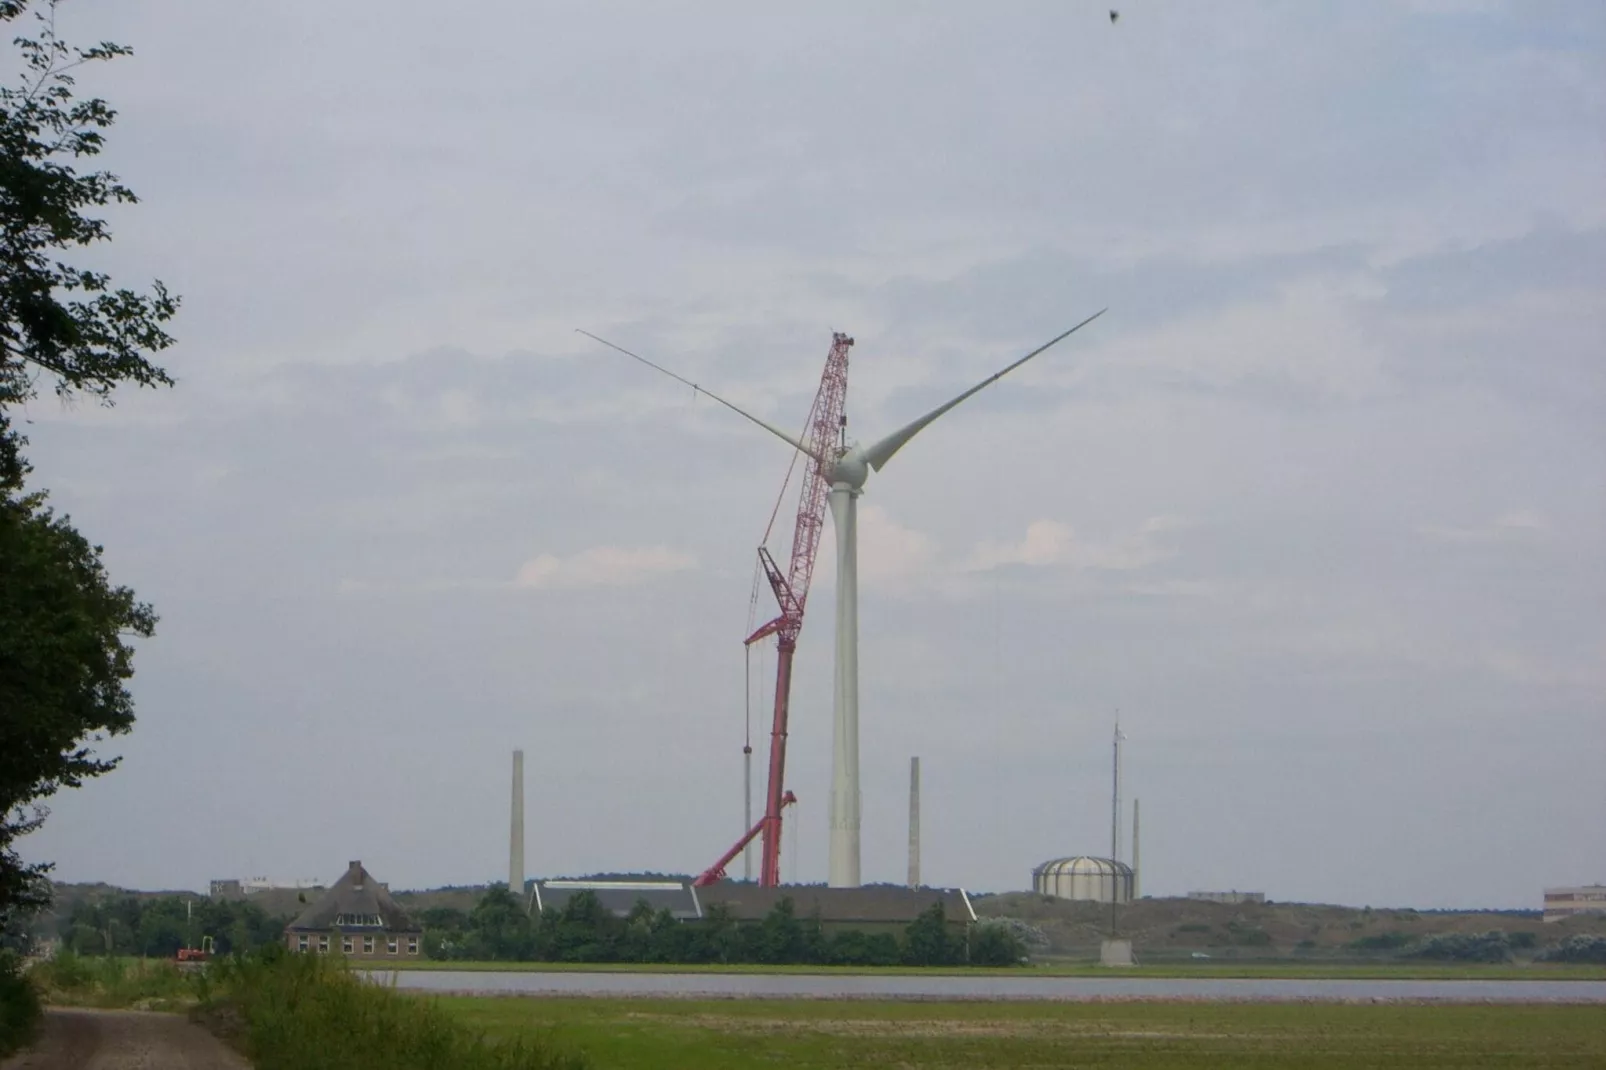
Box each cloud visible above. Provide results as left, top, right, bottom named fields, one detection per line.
left=966, top=516, right=1188, bottom=573
left=512, top=545, right=695, bottom=590
left=1418, top=510, right=1550, bottom=545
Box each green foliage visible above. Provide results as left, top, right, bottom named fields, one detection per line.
left=1404, top=930, right=1512, bottom=964
left=202, top=947, right=587, bottom=1070
left=0, top=0, right=177, bottom=410
left=464, top=884, right=534, bottom=961
left=1347, top=930, right=1412, bottom=951
left=903, top=901, right=958, bottom=966
left=437, top=888, right=996, bottom=968
left=0, top=0, right=178, bottom=932
left=969, top=922, right=1026, bottom=967
left=55, top=894, right=286, bottom=958
left=1538, top=935, right=1606, bottom=964
left=0, top=950, right=41, bottom=1057
left=27, top=949, right=195, bottom=1008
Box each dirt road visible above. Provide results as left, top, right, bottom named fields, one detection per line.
left=2, top=1007, right=250, bottom=1070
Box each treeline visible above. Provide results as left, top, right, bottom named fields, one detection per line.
left=53, top=895, right=287, bottom=958
left=421, top=887, right=1024, bottom=967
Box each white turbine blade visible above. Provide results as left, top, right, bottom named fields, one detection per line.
left=576, top=329, right=818, bottom=459
left=862, top=309, right=1106, bottom=472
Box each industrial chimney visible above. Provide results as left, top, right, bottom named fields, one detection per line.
left=1132, top=797, right=1141, bottom=899
left=509, top=749, right=525, bottom=899
left=907, top=756, right=921, bottom=889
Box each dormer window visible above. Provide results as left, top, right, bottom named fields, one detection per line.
left=333, top=912, right=384, bottom=927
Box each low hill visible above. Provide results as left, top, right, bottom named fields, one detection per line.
left=972, top=893, right=1604, bottom=961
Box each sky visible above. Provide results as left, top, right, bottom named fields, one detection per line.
left=11, top=0, right=1604, bottom=909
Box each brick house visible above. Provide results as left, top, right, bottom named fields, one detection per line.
left=284, top=860, right=422, bottom=959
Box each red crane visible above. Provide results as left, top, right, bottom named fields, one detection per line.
left=694, top=332, right=853, bottom=887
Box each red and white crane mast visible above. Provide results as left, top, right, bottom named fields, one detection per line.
left=694, top=332, right=852, bottom=887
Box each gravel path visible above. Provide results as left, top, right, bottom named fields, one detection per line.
left=2, top=1007, right=250, bottom=1070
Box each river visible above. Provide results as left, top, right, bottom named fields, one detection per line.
left=373, top=970, right=1606, bottom=1003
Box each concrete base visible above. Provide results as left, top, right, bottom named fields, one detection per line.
left=1099, top=938, right=1135, bottom=967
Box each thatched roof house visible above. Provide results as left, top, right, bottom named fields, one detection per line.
left=284, top=860, right=421, bottom=959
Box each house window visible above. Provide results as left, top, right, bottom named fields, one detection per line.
left=318, top=935, right=330, bottom=953
left=297, top=935, right=308, bottom=952
left=342, top=937, right=354, bottom=954
left=387, top=937, right=399, bottom=955
left=363, top=936, right=375, bottom=954
left=407, top=937, right=419, bottom=955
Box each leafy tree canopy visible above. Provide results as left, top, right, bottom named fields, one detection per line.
left=0, top=0, right=178, bottom=924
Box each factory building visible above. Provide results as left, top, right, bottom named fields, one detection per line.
left=1544, top=885, right=1606, bottom=923
left=1188, top=890, right=1266, bottom=905
left=531, top=879, right=703, bottom=919
left=1032, top=856, right=1133, bottom=904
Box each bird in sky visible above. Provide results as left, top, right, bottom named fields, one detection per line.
left=1110, top=10, right=1120, bottom=23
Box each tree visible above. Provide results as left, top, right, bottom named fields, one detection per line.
left=464, top=885, right=533, bottom=961
left=969, top=921, right=1026, bottom=967
left=0, top=1, right=177, bottom=415
left=903, top=901, right=954, bottom=966
left=0, top=0, right=178, bottom=927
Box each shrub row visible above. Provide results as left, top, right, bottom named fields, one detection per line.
left=201, top=947, right=586, bottom=1070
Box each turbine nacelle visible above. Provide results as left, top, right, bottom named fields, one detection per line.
left=826, top=445, right=870, bottom=491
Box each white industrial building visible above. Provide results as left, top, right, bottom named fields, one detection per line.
left=1543, top=885, right=1606, bottom=923
left=1032, top=856, right=1134, bottom=904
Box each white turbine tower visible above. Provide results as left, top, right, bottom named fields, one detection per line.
left=583, top=309, right=1106, bottom=886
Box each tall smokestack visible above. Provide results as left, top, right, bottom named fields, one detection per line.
left=1132, top=797, right=1141, bottom=899
left=907, top=756, right=921, bottom=889
left=1111, top=716, right=1124, bottom=863
left=509, top=749, right=525, bottom=899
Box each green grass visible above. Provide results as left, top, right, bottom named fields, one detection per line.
left=440, top=996, right=1606, bottom=1069
left=390, top=958, right=1606, bottom=981
left=27, top=951, right=198, bottom=1010
left=200, top=950, right=588, bottom=1070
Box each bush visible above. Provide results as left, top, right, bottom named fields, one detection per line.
left=203, top=947, right=586, bottom=1070
left=1347, top=931, right=1412, bottom=951
left=28, top=951, right=194, bottom=1008
left=1404, top=931, right=1511, bottom=964
left=1538, top=935, right=1606, bottom=964
left=0, top=952, right=41, bottom=1057
left=969, top=923, right=1026, bottom=967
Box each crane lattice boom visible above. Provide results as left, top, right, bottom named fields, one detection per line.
left=711, top=332, right=852, bottom=888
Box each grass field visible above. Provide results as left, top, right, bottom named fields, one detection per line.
left=442, top=996, right=1606, bottom=1069
left=389, top=958, right=1606, bottom=981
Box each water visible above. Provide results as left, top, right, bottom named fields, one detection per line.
left=374, top=970, right=1606, bottom=1003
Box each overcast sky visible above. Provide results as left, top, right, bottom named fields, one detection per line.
left=13, top=1, right=1603, bottom=909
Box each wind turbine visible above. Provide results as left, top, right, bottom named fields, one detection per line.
left=582, top=309, right=1106, bottom=886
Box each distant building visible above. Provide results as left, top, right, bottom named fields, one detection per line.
left=527, top=880, right=972, bottom=937
left=1187, top=890, right=1266, bottom=905
left=284, top=860, right=422, bottom=959
left=696, top=884, right=975, bottom=938
left=531, top=879, right=704, bottom=920
left=209, top=876, right=322, bottom=900
left=1543, top=885, right=1606, bottom=923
